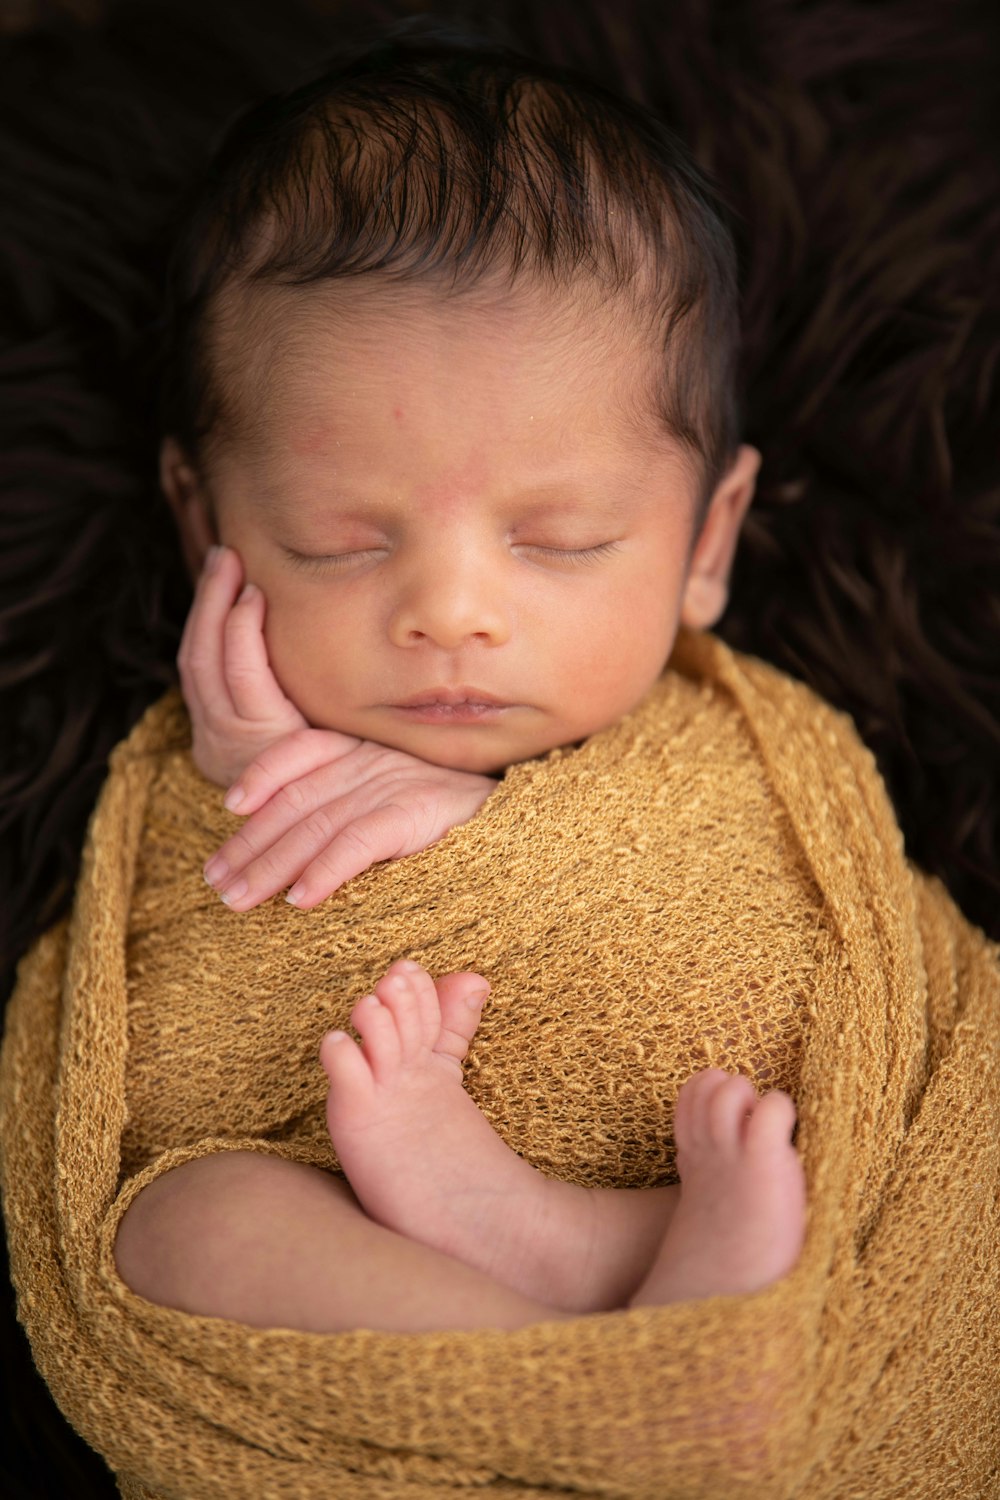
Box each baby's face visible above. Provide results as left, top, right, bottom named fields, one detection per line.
left=196, top=286, right=729, bottom=774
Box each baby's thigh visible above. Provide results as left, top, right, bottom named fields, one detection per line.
left=113, top=1150, right=365, bottom=1326
left=114, top=1150, right=574, bottom=1335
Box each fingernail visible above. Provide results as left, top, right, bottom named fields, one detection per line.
left=203, top=856, right=229, bottom=887
left=238, top=583, right=258, bottom=604
left=396, top=959, right=422, bottom=972
left=286, top=884, right=305, bottom=906
left=220, top=879, right=248, bottom=905
left=466, top=989, right=490, bottom=1009
left=224, top=785, right=245, bottom=812
left=204, top=545, right=224, bottom=573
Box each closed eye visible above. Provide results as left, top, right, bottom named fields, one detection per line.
left=515, top=541, right=620, bottom=565
left=282, top=540, right=622, bottom=573
left=282, top=546, right=387, bottom=573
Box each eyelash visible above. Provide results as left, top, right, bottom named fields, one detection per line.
left=285, top=547, right=384, bottom=574
left=518, top=541, right=619, bottom=565
left=284, top=541, right=620, bottom=572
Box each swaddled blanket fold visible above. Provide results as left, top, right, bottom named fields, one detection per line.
left=1, top=629, right=997, bottom=1499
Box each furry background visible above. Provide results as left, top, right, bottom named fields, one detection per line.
left=1, top=2, right=997, bottom=1493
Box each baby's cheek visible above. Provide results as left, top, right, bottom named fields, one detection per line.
left=263, top=602, right=345, bottom=725
left=559, top=611, right=674, bottom=731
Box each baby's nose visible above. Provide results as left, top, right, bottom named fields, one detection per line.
left=387, top=562, right=511, bottom=649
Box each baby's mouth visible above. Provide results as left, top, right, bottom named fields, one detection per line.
left=389, top=688, right=515, bottom=723
left=396, top=686, right=510, bottom=707
left=395, top=703, right=507, bottom=721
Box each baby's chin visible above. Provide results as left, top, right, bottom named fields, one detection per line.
left=310, top=712, right=573, bottom=778
left=364, top=728, right=539, bottom=778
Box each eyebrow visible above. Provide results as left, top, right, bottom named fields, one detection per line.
left=252, top=476, right=647, bottom=521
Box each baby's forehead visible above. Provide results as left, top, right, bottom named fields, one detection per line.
left=202, top=278, right=701, bottom=523
left=210, top=273, right=662, bottom=448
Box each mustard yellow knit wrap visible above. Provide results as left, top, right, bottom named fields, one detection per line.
left=1, top=630, right=997, bottom=1498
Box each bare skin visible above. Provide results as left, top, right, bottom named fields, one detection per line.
left=114, top=962, right=805, bottom=1333
left=631, top=1069, right=805, bottom=1305
left=321, top=960, right=676, bottom=1312
left=320, top=960, right=806, bottom=1314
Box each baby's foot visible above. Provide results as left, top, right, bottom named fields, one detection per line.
left=631, top=1069, right=806, bottom=1306
left=320, top=960, right=588, bottom=1305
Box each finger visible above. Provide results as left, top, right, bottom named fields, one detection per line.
left=177, top=545, right=244, bottom=719
left=209, top=761, right=363, bottom=889
left=210, top=797, right=356, bottom=909
left=211, top=799, right=413, bottom=911
left=285, top=804, right=415, bottom=908
left=227, top=729, right=360, bottom=817
left=222, top=582, right=301, bottom=723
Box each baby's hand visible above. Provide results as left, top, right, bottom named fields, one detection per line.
left=203, top=732, right=497, bottom=909
left=178, top=546, right=307, bottom=786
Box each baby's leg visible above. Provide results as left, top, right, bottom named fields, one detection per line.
left=115, top=1150, right=782, bottom=1481
left=322, top=960, right=676, bottom=1313
left=114, top=1150, right=572, bottom=1333
left=631, top=1069, right=806, bottom=1307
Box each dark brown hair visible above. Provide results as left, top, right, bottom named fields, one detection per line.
left=157, top=30, right=740, bottom=508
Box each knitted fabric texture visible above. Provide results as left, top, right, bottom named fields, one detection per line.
left=1, top=629, right=997, bottom=1499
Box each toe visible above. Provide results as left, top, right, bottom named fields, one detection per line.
left=350, top=992, right=402, bottom=1080
left=675, top=1068, right=734, bottom=1153
left=744, top=1089, right=798, bottom=1154
left=320, top=1028, right=375, bottom=1119
left=707, top=1074, right=759, bottom=1150
left=434, top=971, right=490, bottom=1065
left=374, top=961, right=438, bottom=1059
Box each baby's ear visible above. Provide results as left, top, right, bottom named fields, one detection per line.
left=160, top=436, right=218, bottom=581
left=680, top=444, right=760, bottom=631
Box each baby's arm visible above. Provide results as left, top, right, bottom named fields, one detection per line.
left=181, top=547, right=497, bottom=908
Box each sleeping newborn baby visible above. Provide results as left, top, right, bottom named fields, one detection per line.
left=5, top=33, right=996, bottom=1500
left=113, top=41, right=805, bottom=1335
